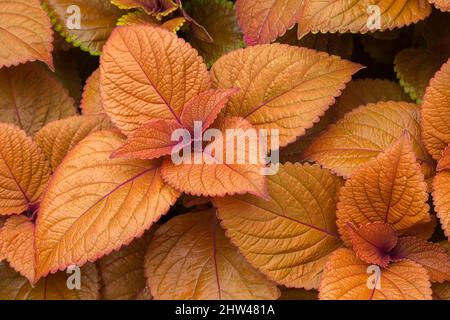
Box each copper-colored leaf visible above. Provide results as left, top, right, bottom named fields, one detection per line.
left=45, top=0, right=123, bottom=55
left=433, top=167, right=450, bottom=239
left=97, top=232, right=153, bottom=300
left=422, top=58, right=450, bottom=160
left=336, top=134, right=430, bottom=243
left=0, top=0, right=54, bottom=69
left=394, top=48, right=442, bottom=102
left=302, top=101, right=432, bottom=178
left=0, top=215, right=35, bottom=282
left=180, top=89, right=239, bottom=132
left=0, top=64, right=76, bottom=135
left=438, top=146, right=450, bottom=172
left=100, top=25, right=210, bottom=136
left=334, top=79, right=412, bottom=119
left=145, top=210, right=280, bottom=300
left=298, top=0, right=432, bottom=39
left=211, top=43, right=362, bottom=147
left=319, top=248, right=432, bottom=300
left=429, top=0, right=450, bottom=11
left=161, top=116, right=267, bottom=198
left=391, top=237, right=450, bottom=283
left=346, top=222, right=398, bottom=268
left=81, top=68, right=104, bottom=116
left=117, top=11, right=185, bottom=31
left=186, top=0, right=243, bottom=65
left=34, top=115, right=113, bottom=171
left=236, top=0, right=302, bottom=45
left=215, top=163, right=343, bottom=289
left=35, top=130, right=179, bottom=278
left=0, top=261, right=99, bottom=300
left=0, top=124, right=51, bottom=216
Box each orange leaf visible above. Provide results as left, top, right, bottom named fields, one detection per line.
left=391, top=237, right=450, bottom=283
left=0, top=64, right=76, bottom=135
left=0, top=262, right=100, bottom=300
left=298, top=0, right=431, bottom=39
left=100, top=25, right=210, bottom=135
left=0, top=0, right=53, bottom=69
left=46, top=0, right=123, bottom=55
left=0, top=124, right=51, bottom=216
left=0, top=215, right=36, bottom=283
left=336, top=133, right=430, bottom=243
left=429, top=0, right=450, bottom=11
left=34, top=115, right=113, bottom=171
left=431, top=241, right=450, bottom=300
left=236, top=0, right=303, bottom=45
left=302, top=101, right=432, bottom=178
left=180, top=89, right=239, bottom=132
left=394, top=48, right=442, bottom=102
left=334, top=79, right=412, bottom=119
left=437, top=146, right=450, bottom=172
left=81, top=69, right=104, bottom=116
left=211, top=43, right=363, bottom=147
left=422, top=58, right=450, bottom=160
left=144, top=210, right=280, bottom=300
left=319, top=248, right=432, bottom=300
left=401, top=214, right=438, bottom=240
left=433, top=168, right=450, bottom=239
left=111, top=120, right=182, bottom=160
left=346, top=222, right=398, bottom=268
left=35, top=130, right=179, bottom=278
left=160, top=116, right=268, bottom=198
left=117, top=11, right=185, bottom=31
left=215, top=163, right=343, bottom=289
left=97, top=231, right=153, bottom=300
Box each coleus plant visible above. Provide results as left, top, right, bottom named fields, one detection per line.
left=0, top=0, right=450, bottom=301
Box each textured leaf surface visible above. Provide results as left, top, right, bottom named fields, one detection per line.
left=161, top=116, right=267, bottom=198
left=215, top=163, right=343, bottom=289
left=34, top=115, right=113, bottom=171
left=391, top=237, right=450, bottom=283
left=35, top=130, right=179, bottom=278
left=433, top=169, right=450, bottom=239
left=319, top=248, right=432, bottom=300
left=0, top=124, right=51, bottom=216
left=101, top=25, right=210, bottom=135
left=0, top=64, right=76, bottom=135
left=334, top=79, right=412, bottom=119
left=336, top=134, right=430, bottom=243
left=394, top=49, right=441, bottom=102
left=429, top=0, right=450, bottom=11
left=117, top=11, right=185, bottom=31
left=302, top=102, right=431, bottom=178
left=145, top=210, right=280, bottom=300
left=186, top=0, right=243, bottom=65
left=211, top=44, right=362, bottom=147
left=422, top=59, right=450, bottom=160
left=347, top=222, right=398, bottom=268
left=98, top=232, right=153, bottom=300
left=0, top=262, right=99, bottom=300
left=81, top=69, right=104, bottom=116
left=46, top=0, right=123, bottom=55
left=0, top=0, right=53, bottom=68
left=298, top=0, right=432, bottom=39
left=0, top=215, right=35, bottom=282
left=236, top=0, right=302, bottom=45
